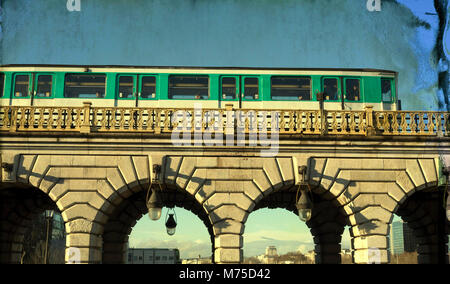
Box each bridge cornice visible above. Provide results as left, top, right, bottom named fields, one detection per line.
left=1, top=135, right=449, bottom=149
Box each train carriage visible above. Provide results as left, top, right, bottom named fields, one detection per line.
left=0, top=65, right=398, bottom=111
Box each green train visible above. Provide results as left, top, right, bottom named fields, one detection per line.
left=0, top=65, right=399, bottom=110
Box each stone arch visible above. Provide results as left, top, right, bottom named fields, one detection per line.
left=101, top=182, right=214, bottom=264
left=394, top=189, right=449, bottom=264
left=10, top=153, right=159, bottom=263
left=247, top=174, right=349, bottom=264
left=0, top=182, right=59, bottom=264
left=160, top=155, right=300, bottom=263
left=8, top=153, right=218, bottom=263
left=307, top=156, right=442, bottom=263
left=166, top=154, right=348, bottom=264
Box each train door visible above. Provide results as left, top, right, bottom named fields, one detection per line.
left=381, top=77, right=395, bottom=110
left=11, top=73, right=32, bottom=106
left=321, top=76, right=342, bottom=110
left=219, top=75, right=260, bottom=109
left=32, top=73, right=54, bottom=106
left=116, top=74, right=137, bottom=107
left=137, top=75, right=157, bottom=107
left=219, top=76, right=239, bottom=108
left=116, top=74, right=157, bottom=107
left=10, top=73, right=53, bottom=106
left=342, top=77, right=361, bottom=110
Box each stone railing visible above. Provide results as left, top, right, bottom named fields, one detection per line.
left=0, top=102, right=449, bottom=137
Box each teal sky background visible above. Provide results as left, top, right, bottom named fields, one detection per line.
left=1, top=0, right=448, bottom=110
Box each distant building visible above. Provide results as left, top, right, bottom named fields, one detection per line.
left=266, top=246, right=278, bottom=256
left=127, top=248, right=181, bottom=264
left=390, top=221, right=417, bottom=255
left=51, top=213, right=65, bottom=240
left=390, top=221, right=404, bottom=254
left=305, top=250, right=316, bottom=262
left=257, top=246, right=278, bottom=264
left=181, top=256, right=212, bottom=264
left=402, top=223, right=418, bottom=252
left=265, top=246, right=278, bottom=264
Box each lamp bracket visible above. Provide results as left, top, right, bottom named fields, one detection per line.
left=1, top=162, right=15, bottom=183
left=298, top=165, right=308, bottom=185
left=152, top=164, right=162, bottom=184
left=1, top=162, right=13, bottom=173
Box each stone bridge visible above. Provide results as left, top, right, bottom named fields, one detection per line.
left=0, top=106, right=449, bottom=264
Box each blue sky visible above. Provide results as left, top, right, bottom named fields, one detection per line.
left=3, top=0, right=448, bottom=110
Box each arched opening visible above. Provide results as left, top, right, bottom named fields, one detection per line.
left=128, top=206, right=212, bottom=264
left=392, top=188, right=449, bottom=264
left=387, top=214, right=418, bottom=264
left=243, top=185, right=348, bottom=264
left=340, top=226, right=353, bottom=263
left=0, top=183, right=64, bottom=264
left=244, top=207, right=314, bottom=264
left=101, top=184, right=214, bottom=264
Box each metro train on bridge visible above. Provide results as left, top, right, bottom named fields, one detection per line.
left=0, top=65, right=398, bottom=111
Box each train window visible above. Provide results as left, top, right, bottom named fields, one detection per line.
left=381, top=79, right=392, bottom=102
left=221, top=77, right=236, bottom=100
left=14, top=75, right=30, bottom=97
left=0, top=73, right=4, bottom=97
left=323, top=78, right=339, bottom=100
left=64, top=74, right=106, bottom=98
left=118, top=76, right=134, bottom=98
left=344, top=78, right=360, bottom=101
left=36, top=75, right=52, bottom=97
left=271, top=76, right=311, bottom=100
left=141, top=76, right=156, bottom=99
left=168, top=75, right=209, bottom=99
left=244, top=77, right=259, bottom=100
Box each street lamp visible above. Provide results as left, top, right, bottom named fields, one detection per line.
left=165, top=209, right=177, bottom=236
left=146, top=188, right=163, bottom=221
left=296, top=166, right=313, bottom=222
left=296, top=188, right=313, bottom=222
left=146, top=164, right=163, bottom=221
left=44, top=210, right=54, bottom=264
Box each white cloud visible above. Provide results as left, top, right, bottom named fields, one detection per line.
left=244, top=229, right=313, bottom=244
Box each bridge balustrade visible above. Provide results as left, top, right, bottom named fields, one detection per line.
left=0, top=104, right=448, bottom=137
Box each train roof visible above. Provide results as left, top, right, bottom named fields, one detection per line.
left=0, top=64, right=397, bottom=77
